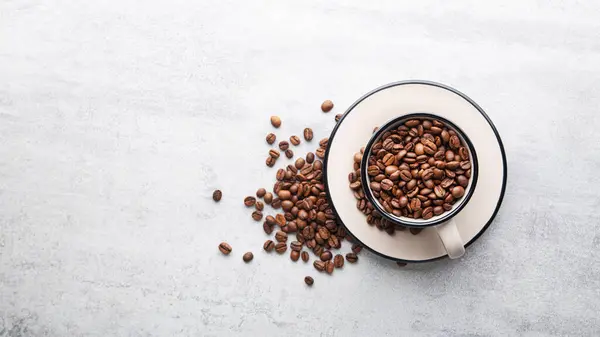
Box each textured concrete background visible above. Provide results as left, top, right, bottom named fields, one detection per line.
left=1, top=1, right=600, bottom=336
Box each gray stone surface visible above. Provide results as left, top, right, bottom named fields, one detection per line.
left=1, top=1, right=600, bottom=336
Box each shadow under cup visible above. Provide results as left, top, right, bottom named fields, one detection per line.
left=360, top=113, right=479, bottom=229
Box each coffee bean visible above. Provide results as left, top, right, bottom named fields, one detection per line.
left=275, top=230, right=288, bottom=243
left=252, top=211, right=263, bottom=221
left=352, top=243, right=362, bottom=254
left=321, top=100, right=334, bottom=112
left=255, top=201, right=264, bottom=211
left=269, top=149, right=280, bottom=159
left=345, top=253, right=358, bottom=263
left=314, top=260, right=326, bottom=272
left=381, top=179, right=393, bottom=191
left=334, top=254, right=344, bottom=268
left=256, top=188, right=266, bottom=198
left=410, top=227, right=423, bottom=235
left=275, top=242, right=287, bottom=254
left=263, top=222, right=274, bottom=234
left=301, top=251, right=309, bottom=262
left=316, top=148, right=326, bottom=158
left=244, top=196, right=256, bottom=207
left=304, top=276, right=314, bottom=286
left=433, top=206, right=444, bottom=215
left=279, top=141, right=289, bottom=151
left=264, top=192, right=273, bottom=204
left=271, top=198, right=282, bottom=209
left=290, top=135, right=301, bottom=146
left=306, top=152, right=315, bottom=163
left=275, top=214, right=286, bottom=227
left=266, top=156, right=276, bottom=167
left=263, top=240, right=275, bottom=252
left=218, top=242, right=232, bottom=255
left=266, top=133, right=276, bottom=144
left=271, top=116, right=281, bottom=128
left=422, top=207, right=433, bottom=219
left=451, top=186, right=465, bottom=198
left=243, top=252, right=254, bottom=262
left=212, top=189, right=222, bottom=202
left=335, top=114, right=342, bottom=122
left=290, top=241, right=302, bottom=251
left=449, top=135, right=460, bottom=149
left=295, top=158, right=305, bottom=170
left=325, top=261, right=334, bottom=274
left=320, top=251, right=333, bottom=261
left=285, top=149, right=294, bottom=158
left=290, top=250, right=300, bottom=261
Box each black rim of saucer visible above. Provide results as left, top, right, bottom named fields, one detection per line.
left=359, top=112, right=479, bottom=228
left=322, top=80, right=508, bottom=263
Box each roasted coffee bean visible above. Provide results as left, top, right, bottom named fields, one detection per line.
left=243, top=252, right=254, bottom=262
left=306, top=152, right=315, bottom=163
left=335, top=114, right=342, bottom=122
left=449, top=135, right=460, bottom=149
left=263, top=240, right=275, bottom=252
left=252, top=211, right=263, bottom=221
left=263, top=222, right=274, bottom=234
left=316, top=148, right=326, bottom=158
left=345, top=253, right=358, bottom=263
left=290, top=241, right=302, bottom=251
left=300, top=251, right=310, bottom=262
left=334, top=254, right=344, bottom=268
left=266, top=133, right=276, bottom=144
left=381, top=179, right=393, bottom=191
left=295, top=158, right=306, bottom=169
left=279, top=141, right=289, bottom=151
left=255, top=201, right=264, bottom=211
left=219, top=242, right=232, bottom=255
left=244, top=196, right=256, bottom=207
left=275, top=214, right=286, bottom=227
left=321, top=100, right=334, bottom=112
left=264, top=192, right=273, bottom=204
left=325, top=261, right=334, bottom=274
left=272, top=198, right=282, bottom=209
left=256, top=188, right=267, bottom=198
left=290, top=135, right=301, bottom=146
left=212, top=189, right=222, bottom=202
left=303, top=128, right=314, bottom=141
left=422, top=207, right=433, bottom=220
left=314, top=260, right=326, bottom=272
left=266, top=156, right=276, bottom=167
left=320, top=251, right=333, bottom=261
left=451, top=186, right=465, bottom=198
left=352, top=244, right=363, bottom=254
left=290, top=250, right=300, bottom=261
left=285, top=149, right=294, bottom=158
left=275, top=242, right=287, bottom=254
left=275, top=230, right=288, bottom=242
left=410, top=227, right=423, bottom=235
left=271, top=116, right=281, bottom=128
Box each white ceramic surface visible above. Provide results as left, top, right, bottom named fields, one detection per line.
left=325, top=81, right=506, bottom=262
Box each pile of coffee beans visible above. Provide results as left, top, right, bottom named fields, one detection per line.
left=348, top=117, right=471, bottom=228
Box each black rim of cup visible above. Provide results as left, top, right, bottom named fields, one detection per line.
left=360, top=112, right=479, bottom=228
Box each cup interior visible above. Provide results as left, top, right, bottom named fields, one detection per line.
left=360, top=113, right=479, bottom=228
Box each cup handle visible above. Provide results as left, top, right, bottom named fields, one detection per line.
left=434, top=219, right=465, bottom=259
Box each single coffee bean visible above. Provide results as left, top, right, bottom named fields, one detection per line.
left=263, top=240, right=275, bottom=252
left=275, top=242, right=287, bottom=254
left=269, top=149, right=280, bottom=159
left=278, top=190, right=291, bottom=200
left=451, top=186, right=465, bottom=198
left=325, top=261, right=334, bottom=274
left=290, top=241, right=302, bottom=251
left=212, top=189, right=222, bottom=202
left=290, top=250, right=300, bottom=261
left=422, top=207, right=434, bottom=219
left=218, top=242, right=232, bottom=255
left=303, top=128, right=314, bottom=142
left=266, top=133, right=276, bottom=145
left=410, top=227, right=423, bottom=235
left=266, top=156, right=276, bottom=167
left=255, top=201, right=264, bottom=211
left=433, top=206, right=444, bottom=215
left=252, top=211, right=263, bottom=221
left=381, top=179, right=394, bottom=191
left=313, top=260, right=326, bottom=272
left=304, top=276, right=314, bottom=286
left=306, top=152, right=315, bottom=163
left=290, top=135, right=301, bottom=146
left=295, top=158, right=305, bottom=169
left=244, top=196, right=256, bottom=207
left=256, top=188, right=266, bottom=198
left=316, top=148, right=325, bottom=158
left=270, top=116, right=281, bottom=128
left=243, top=252, right=254, bottom=262
left=345, top=253, right=358, bottom=263
left=321, top=99, right=334, bottom=112
left=275, top=214, right=286, bottom=227
left=457, top=175, right=468, bottom=187
left=265, top=215, right=276, bottom=226
left=320, top=251, right=333, bottom=261
left=275, top=230, right=288, bottom=242
left=272, top=198, right=282, bottom=209
left=334, top=254, right=344, bottom=268
left=264, top=192, right=273, bottom=204
left=301, top=251, right=309, bottom=262
left=281, top=149, right=292, bottom=159
left=352, top=244, right=362, bottom=254
left=335, top=114, right=342, bottom=122
left=449, top=135, right=460, bottom=149
left=278, top=141, right=289, bottom=151
left=263, top=222, right=274, bottom=234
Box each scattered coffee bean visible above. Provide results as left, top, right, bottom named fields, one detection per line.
left=304, top=276, right=314, bottom=286
left=266, top=156, right=276, bottom=167
left=275, top=230, right=288, bottom=242
left=256, top=188, right=266, bottom=198
left=269, top=149, right=280, bottom=159
left=271, top=116, right=281, bottom=128
left=335, top=114, right=342, bottom=122
left=275, top=242, right=287, bottom=254
left=316, top=148, right=325, bottom=158
left=325, top=261, right=334, bottom=274
left=266, top=133, right=276, bottom=144
left=244, top=196, right=256, bottom=207
left=320, top=251, right=333, bottom=261
left=243, top=252, right=254, bottom=262
left=301, top=251, right=309, bottom=262
left=334, top=254, right=344, bottom=268
left=252, top=211, right=263, bottom=221
left=306, top=152, right=315, bottom=163
left=290, top=250, right=300, bottom=261
left=263, top=240, right=275, bottom=252
left=219, top=242, right=232, bottom=255
left=264, top=192, right=273, bottom=204
left=212, top=189, right=222, bottom=202
left=313, top=260, right=326, bottom=272
left=290, top=135, right=301, bottom=146
left=285, top=149, right=294, bottom=158
left=321, top=100, right=334, bottom=112
left=255, top=201, right=264, bottom=211
left=303, top=128, right=313, bottom=141
left=351, top=244, right=362, bottom=254
left=346, top=253, right=358, bottom=263
left=290, top=241, right=302, bottom=251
